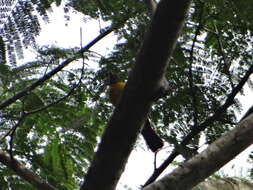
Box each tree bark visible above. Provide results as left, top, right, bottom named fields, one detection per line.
left=143, top=113, right=253, bottom=190
left=80, top=0, right=192, bottom=190
left=193, top=178, right=253, bottom=190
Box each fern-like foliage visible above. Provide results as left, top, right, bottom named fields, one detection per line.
left=0, top=0, right=53, bottom=65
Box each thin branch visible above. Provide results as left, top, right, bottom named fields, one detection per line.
left=0, top=26, right=114, bottom=110
left=144, top=62, right=253, bottom=186
left=9, top=113, right=25, bottom=160
left=0, top=116, right=21, bottom=144
left=0, top=151, right=58, bottom=190
left=213, top=23, right=234, bottom=88
left=26, top=84, right=79, bottom=115
left=154, top=151, right=158, bottom=170
left=0, top=128, right=13, bottom=144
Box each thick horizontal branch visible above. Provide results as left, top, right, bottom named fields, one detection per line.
left=0, top=27, right=114, bottom=110
left=81, top=0, right=192, bottom=190
left=144, top=62, right=253, bottom=186
left=0, top=151, right=58, bottom=190
left=144, top=113, right=253, bottom=190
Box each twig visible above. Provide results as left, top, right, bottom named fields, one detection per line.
left=213, top=23, right=234, bottom=88
left=8, top=113, right=25, bottom=160
left=80, top=27, right=86, bottom=80
left=154, top=151, right=158, bottom=170
left=143, top=62, right=253, bottom=186
left=8, top=100, right=26, bottom=160
left=25, top=83, right=80, bottom=115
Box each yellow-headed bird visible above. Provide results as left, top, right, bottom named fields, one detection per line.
left=108, top=73, right=163, bottom=152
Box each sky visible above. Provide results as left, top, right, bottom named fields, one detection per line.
left=20, top=3, right=253, bottom=190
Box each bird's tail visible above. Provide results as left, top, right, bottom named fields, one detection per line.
left=141, top=119, right=164, bottom=152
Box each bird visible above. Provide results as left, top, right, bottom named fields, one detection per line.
left=107, top=72, right=164, bottom=152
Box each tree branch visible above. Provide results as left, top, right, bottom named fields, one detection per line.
left=144, top=62, right=253, bottom=186
left=80, top=0, right=192, bottom=190
left=0, top=27, right=114, bottom=110
left=143, top=113, right=253, bottom=190
left=0, top=151, right=58, bottom=190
